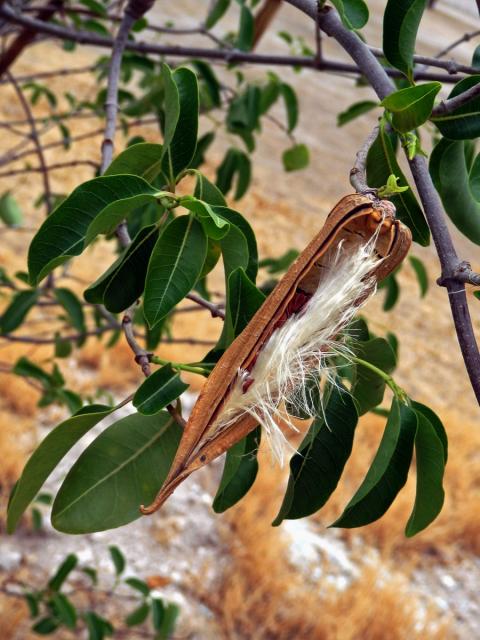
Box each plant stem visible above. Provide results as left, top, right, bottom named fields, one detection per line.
left=151, top=356, right=209, bottom=377
left=351, top=356, right=408, bottom=404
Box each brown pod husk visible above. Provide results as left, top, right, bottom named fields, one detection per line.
left=141, top=194, right=412, bottom=515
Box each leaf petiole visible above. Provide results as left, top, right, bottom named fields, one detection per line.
left=151, top=356, right=209, bottom=376
left=351, top=356, right=409, bottom=404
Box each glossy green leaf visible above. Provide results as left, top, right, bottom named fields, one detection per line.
left=28, top=175, right=160, bottom=285
left=331, top=0, right=369, bottom=30
left=366, top=121, right=430, bottom=245
left=332, top=400, right=417, bottom=527
left=193, top=60, right=221, bottom=108
left=431, top=76, right=480, bottom=139
left=84, top=224, right=158, bottom=310
left=216, top=206, right=258, bottom=281
left=405, top=409, right=445, bottom=536
left=51, top=412, right=181, bottom=533
left=54, top=288, right=86, bottom=336
left=105, top=142, right=164, bottom=183
left=156, top=603, right=180, bottom=639
left=213, top=427, right=261, bottom=513
left=282, top=143, right=309, bottom=172
left=236, top=4, right=254, bottom=51
left=162, top=67, right=199, bottom=181
left=126, top=603, right=150, bottom=627
left=0, top=191, right=23, bottom=226
left=48, top=554, right=78, bottom=591
left=0, top=289, right=39, bottom=334
left=144, top=215, right=207, bottom=327
left=337, top=100, right=378, bottom=126
left=273, top=384, right=358, bottom=525
left=218, top=267, right=265, bottom=350
left=180, top=196, right=230, bottom=240
left=409, top=255, right=428, bottom=297
left=6, top=404, right=115, bottom=533
left=352, top=338, right=397, bottom=414
left=412, top=401, right=448, bottom=462
left=133, top=364, right=189, bottom=415
left=206, top=0, right=230, bottom=28
left=381, top=82, right=441, bottom=133
left=429, top=138, right=480, bottom=244
left=383, top=0, right=429, bottom=79
left=109, top=545, right=125, bottom=575
left=193, top=171, right=227, bottom=206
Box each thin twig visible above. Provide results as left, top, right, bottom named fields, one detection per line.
left=0, top=160, right=99, bottom=178
left=5, top=70, right=52, bottom=212
left=432, top=80, right=480, bottom=117
left=0, top=5, right=467, bottom=84
left=349, top=124, right=379, bottom=195
left=186, top=292, right=225, bottom=320
left=121, top=303, right=152, bottom=376
left=368, top=45, right=478, bottom=76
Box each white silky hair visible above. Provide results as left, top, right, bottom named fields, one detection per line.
left=213, top=235, right=382, bottom=465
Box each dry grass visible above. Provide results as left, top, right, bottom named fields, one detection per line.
left=195, top=448, right=452, bottom=640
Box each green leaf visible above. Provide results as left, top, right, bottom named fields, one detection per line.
left=429, top=138, right=480, bottom=245
left=236, top=4, right=254, bottom=51
left=32, top=617, right=60, bottom=635
left=0, top=191, right=23, bottom=226
left=383, top=0, right=429, bottom=79
left=0, top=289, right=38, bottom=334
left=352, top=338, right=397, bottom=414
left=86, top=224, right=159, bottom=312
left=155, top=603, right=180, bottom=639
left=216, top=206, right=258, bottom=281
left=217, top=266, right=265, bottom=351
left=331, top=0, right=369, bottom=30
left=280, top=83, right=298, bottom=132
left=193, top=171, right=227, bottom=206
left=55, top=333, right=72, bottom=358
left=212, top=427, right=261, bottom=513
left=366, top=121, right=430, bottom=245
left=54, top=288, right=86, bottom=336
left=126, top=602, right=150, bottom=627
left=162, top=67, right=199, bottom=181
left=109, top=545, right=126, bottom=575
left=133, top=364, right=189, bottom=415
left=378, top=273, right=400, bottom=311
left=28, top=175, right=160, bottom=285
left=7, top=404, right=115, bottom=533
left=405, top=408, right=446, bottom=536
left=50, top=593, right=77, bottom=629
left=83, top=612, right=113, bottom=640
left=144, top=215, right=207, bottom=328
left=381, top=82, right=441, bottom=133
left=273, top=383, right=358, bottom=525
left=408, top=255, right=428, bottom=297
left=193, top=60, right=221, bottom=108
left=259, top=249, right=299, bottom=274
left=105, top=143, right=164, bottom=183
left=206, top=0, right=230, bottom=28
left=48, top=554, right=78, bottom=591
left=412, top=401, right=448, bottom=462
left=337, top=100, right=378, bottom=126
left=377, top=174, right=409, bottom=198
left=125, top=577, right=150, bottom=596
left=331, top=400, right=417, bottom=528
left=180, top=196, right=230, bottom=240
left=282, top=143, right=309, bottom=172
left=216, top=148, right=252, bottom=200
left=431, top=76, right=480, bottom=140
left=12, top=356, right=59, bottom=387
left=51, top=412, right=181, bottom=533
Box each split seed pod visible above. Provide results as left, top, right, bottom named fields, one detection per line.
left=141, top=194, right=412, bottom=515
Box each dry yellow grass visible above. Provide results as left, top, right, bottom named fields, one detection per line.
left=194, top=447, right=452, bottom=640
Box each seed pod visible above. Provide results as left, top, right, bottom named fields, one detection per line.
left=141, top=194, right=412, bottom=514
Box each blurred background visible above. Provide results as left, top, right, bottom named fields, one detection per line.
left=0, top=0, right=479, bottom=638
